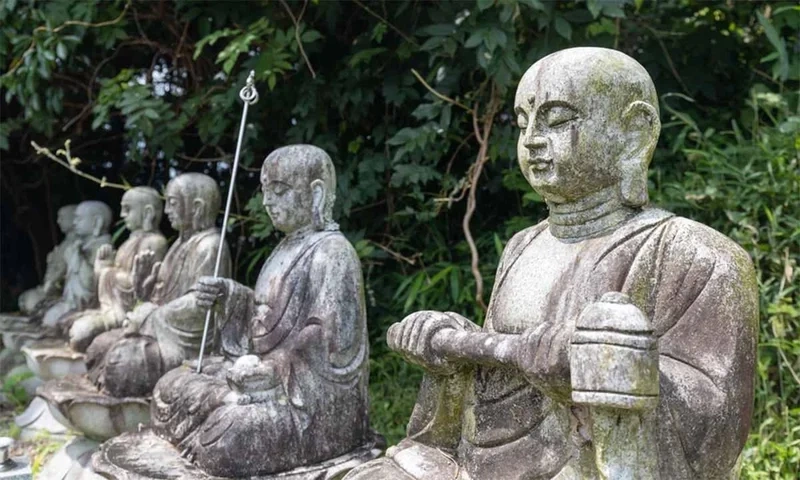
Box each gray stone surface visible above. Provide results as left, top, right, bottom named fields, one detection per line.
left=15, top=396, right=70, bottom=440
left=17, top=205, right=78, bottom=315
left=41, top=201, right=114, bottom=329
left=93, top=146, right=381, bottom=479
left=38, top=437, right=104, bottom=480
left=38, top=173, right=230, bottom=441
left=345, top=47, right=758, bottom=480
left=65, top=187, right=168, bottom=352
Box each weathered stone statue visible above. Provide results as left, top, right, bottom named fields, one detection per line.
left=38, top=172, right=231, bottom=441
left=93, top=145, right=381, bottom=479
left=346, top=47, right=758, bottom=480
left=17, top=204, right=79, bottom=315
left=41, top=200, right=113, bottom=329
left=65, top=187, right=168, bottom=352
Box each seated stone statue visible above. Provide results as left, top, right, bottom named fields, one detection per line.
left=41, top=201, right=113, bottom=329
left=17, top=204, right=78, bottom=315
left=76, top=172, right=231, bottom=399
left=66, top=187, right=168, bottom=352
left=346, top=47, right=758, bottom=480
left=92, top=145, right=380, bottom=479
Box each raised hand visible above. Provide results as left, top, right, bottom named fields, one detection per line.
left=387, top=310, right=469, bottom=375
left=195, top=276, right=228, bottom=310
left=96, top=244, right=114, bottom=262
left=133, top=250, right=160, bottom=300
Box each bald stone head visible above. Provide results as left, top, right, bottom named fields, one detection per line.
left=72, top=201, right=113, bottom=238
left=514, top=47, right=660, bottom=206
left=261, top=145, right=337, bottom=234
left=164, top=173, right=221, bottom=235
left=57, top=204, right=78, bottom=235
left=121, top=187, right=163, bottom=232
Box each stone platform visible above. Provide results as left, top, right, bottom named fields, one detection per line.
left=93, top=429, right=384, bottom=480
left=38, top=376, right=150, bottom=441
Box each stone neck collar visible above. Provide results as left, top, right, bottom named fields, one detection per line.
left=546, top=187, right=637, bottom=242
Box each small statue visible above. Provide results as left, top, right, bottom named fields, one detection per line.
left=81, top=172, right=231, bottom=398
left=17, top=204, right=79, bottom=315
left=66, top=187, right=168, bottom=352
left=346, top=47, right=758, bottom=480
left=93, top=146, right=380, bottom=479
left=38, top=173, right=231, bottom=442
left=41, top=200, right=113, bottom=329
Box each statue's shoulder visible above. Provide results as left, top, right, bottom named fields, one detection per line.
left=659, top=214, right=754, bottom=274
left=310, top=230, right=359, bottom=263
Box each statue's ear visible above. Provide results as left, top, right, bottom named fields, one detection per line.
left=619, top=101, right=660, bottom=207
left=192, top=198, right=206, bottom=230
left=92, top=216, right=104, bottom=237
left=142, top=205, right=155, bottom=231
left=310, top=179, right=325, bottom=231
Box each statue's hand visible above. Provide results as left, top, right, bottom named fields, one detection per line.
left=226, top=355, right=279, bottom=394
left=387, top=311, right=465, bottom=375
left=133, top=250, right=159, bottom=299
left=195, top=276, right=228, bottom=310
left=96, top=244, right=114, bottom=262
left=122, top=303, right=156, bottom=336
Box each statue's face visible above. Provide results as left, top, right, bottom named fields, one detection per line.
left=72, top=205, right=96, bottom=237
left=120, top=193, right=144, bottom=231
left=261, top=159, right=313, bottom=234
left=514, top=57, right=624, bottom=203
left=163, top=183, right=185, bottom=231
left=57, top=209, right=75, bottom=234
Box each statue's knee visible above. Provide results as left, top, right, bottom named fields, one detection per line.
left=344, top=457, right=414, bottom=480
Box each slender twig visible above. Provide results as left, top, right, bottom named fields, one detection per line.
left=372, top=241, right=419, bottom=265
left=463, top=86, right=501, bottom=311
left=279, top=0, right=317, bottom=79
left=352, top=0, right=419, bottom=47
left=411, top=69, right=473, bottom=113
left=31, top=140, right=129, bottom=190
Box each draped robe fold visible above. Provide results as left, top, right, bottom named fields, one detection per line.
left=41, top=234, right=112, bottom=328
left=66, top=230, right=168, bottom=351
left=150, top=229, right=370, bottom=477
left=349, top=208, right=757, bottom=480
left=84, top=228, right=230, bottom=398
left=18, top=232, right=78, bottom=315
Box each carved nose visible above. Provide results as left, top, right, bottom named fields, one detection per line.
left=525, top=134, right=547, bottom=151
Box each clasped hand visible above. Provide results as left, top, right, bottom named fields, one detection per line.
left=387, top=310, right=471, bottom=375
left=195, top=276, right=228, bottom=310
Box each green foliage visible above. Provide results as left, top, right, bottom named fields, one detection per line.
left=2, top=371, right=32, bottom=410
left=1, top=0, right=798, bottom=473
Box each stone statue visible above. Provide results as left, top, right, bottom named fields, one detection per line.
left=92, top=145, right=381, bottom=479
left=41, top=200, right=113, bottom=329
left=345, top=47, right=758, bottom=480
left=65, top=187, right=168, bottom=352
left=17, top=204, right=79, bottom=315
left=38, top=172, right=231, bottom=442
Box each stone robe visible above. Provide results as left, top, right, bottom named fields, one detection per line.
left=41, top=233, right=112, bottom=328
left=66, top=230, right=168, bottom=351
left=150, top=229, right=370, bottom=477
left=18, top=232, right=78, bottom=314
left=85, top=228, right=230, bottom=398
left=350, top=208, right=757, bottom=480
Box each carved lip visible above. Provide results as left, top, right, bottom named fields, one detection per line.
left=528, top=158, right=553, bottom=172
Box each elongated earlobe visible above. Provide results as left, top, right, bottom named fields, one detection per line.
left=620, top=101, right=660, bottom=208
left=310, top=179, right=325, bottom=231
left=142, top=205, right=154, bottom=231
left=192, top=199, right=206, bottom=231
left=93, top=217, right=103, bottom=237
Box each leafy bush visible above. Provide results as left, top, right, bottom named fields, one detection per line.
left=1, top=0, right=798, bottom=476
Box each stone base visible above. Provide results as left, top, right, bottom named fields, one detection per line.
left=0, top=456, right=32, bottom=480
left=14, top=397, right=70, bottom=441
left=93, top=429, right=384, bottom=480
left=38, top=437, right=104, bottom=480
left=0, top=313, right=33, bottom=331
left=38, top=376, right=150, bottom=441
left=1, top=322, right=53, bottom=352
left=22, top=339, right=86, bottom=381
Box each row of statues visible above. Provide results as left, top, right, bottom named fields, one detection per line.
left=1, top=47, right=758, bottom=480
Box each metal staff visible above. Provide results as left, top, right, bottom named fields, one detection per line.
left=196, top=71, right=259, bottom=373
